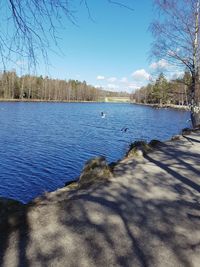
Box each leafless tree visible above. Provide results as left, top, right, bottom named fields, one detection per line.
left=151, top=0, right=200, bottom=127
left=0, top=0, right=132, bottom=70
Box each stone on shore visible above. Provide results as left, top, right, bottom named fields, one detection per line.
left=79, top=156, right=112, bottom=187
left=126, top=140, right=153, bottom=158
left=148, top=139, right=163, bottom=147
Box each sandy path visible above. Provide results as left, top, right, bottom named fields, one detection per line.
left=0, top=132, right=200, bottom=267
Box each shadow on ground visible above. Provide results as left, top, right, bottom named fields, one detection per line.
left=0, top=133, right=200, bottom=267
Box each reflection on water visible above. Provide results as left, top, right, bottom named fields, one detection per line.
left=0, top=102, right=190, bottom=203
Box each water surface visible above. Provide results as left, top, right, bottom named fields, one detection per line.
left=0, top=102, right=190, bottom=203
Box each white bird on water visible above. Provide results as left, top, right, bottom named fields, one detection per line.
left=101, top=112, right=106, bottom=118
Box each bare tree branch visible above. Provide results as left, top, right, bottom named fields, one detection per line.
left=151, top=0, right=200, bottom=127
left=0, top=0, right=133, bottom=70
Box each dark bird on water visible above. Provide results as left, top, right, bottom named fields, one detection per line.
left=121, top=127, right=129, bottom=132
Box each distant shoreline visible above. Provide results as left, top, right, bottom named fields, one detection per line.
left=0, top=99, right=101, bottom=103
left=0, top=98, right=131, bottom=104
left=131, top=102, right=190, bottom=111
left=0, top=99, right=190, bottom=109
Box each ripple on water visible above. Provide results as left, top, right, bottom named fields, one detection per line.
left=0, top=102, right=190, bottom=203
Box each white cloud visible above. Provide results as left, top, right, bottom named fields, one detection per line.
left=94, top=85, right=101, bottom=88
left=149, top=59, right=185, bottom=82
left=107, top=83, right=119, bottom=90
left=107, top=77, right=117, bottom=82
left=96, top=75, right=105, bottom=80
left=150, top=59, right=169, bottom=70
left=120, top=77, right=128, bottom=83
left=119, top=77, right=140, bottom=91
left=127, top=84, right=141, bottom=90
left=131, top=69, right=150, bottom=81
left=94, top=70, right=152, bottom=92
left=170, top=71, right=184, bottom=80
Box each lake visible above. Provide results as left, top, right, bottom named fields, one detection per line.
left=0, top=102, right=190, bottom=203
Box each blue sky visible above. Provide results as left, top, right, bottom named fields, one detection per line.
left=13, top=1, right=180, bottom=92
left=31, top=0, right=156, bottom=92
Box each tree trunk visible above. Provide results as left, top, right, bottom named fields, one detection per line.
left=191, top=100, right=200, bottom=128
left=190, top=73, right=200, bottom=128
left=190, top=0, right=200, bottom=129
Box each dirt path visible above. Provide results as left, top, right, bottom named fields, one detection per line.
left=0, top=132, right=200, bottom=267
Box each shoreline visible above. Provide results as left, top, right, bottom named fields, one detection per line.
left=0, top=128, right=200, bottom=266
left=0, top=98, right=103, bottom=103
left=0, top=99, right=190, bottom=109
left=131, top=102, right=190, bottom=111
left=0, top=98, right=131, bottom=104
left=34, top=127, right=198, bottom=202
left=0, top=127, right=197, bottom=205
left=0, top=130, right=200, bottom=267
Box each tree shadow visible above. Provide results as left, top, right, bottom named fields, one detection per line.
left=144, top=154, right=200, bottom=193
left=0, top=205, right=30, bottom=267
left=144, top=137, right=200, bottom=193
left=55, top=179, right=200, bottom=267
left=0, top=136, right=200, bottom=266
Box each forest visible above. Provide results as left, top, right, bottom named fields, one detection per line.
left=0, top=70, right=129, bottom=102
left=131, top=72, right=200, bottom=107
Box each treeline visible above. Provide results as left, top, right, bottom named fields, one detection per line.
left=131, top=72, right=200, bottom=106
left=0, top=70, right=128, bottom=101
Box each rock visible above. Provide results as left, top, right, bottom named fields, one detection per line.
left=0, top=197, right=25, bottom=229
left=134, top=149, right=143, bottom=157
left=65, top=179, right=78, bottom=187
left=148, top=139, right=163, bottom=148
left=65, top=181, right=79, bottom=190
left=109, top=161, right=120, bottom=171
left=182, top=128, right=192, bottom=135
left=171, top=135, right=182, bottom=141
left=79, top=156, right=112, bottom=187
left=126, top=141, right=151, bottom=158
